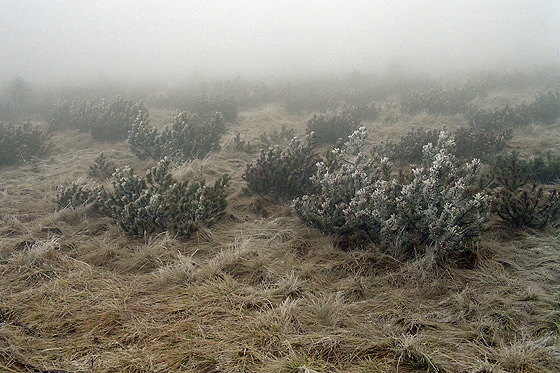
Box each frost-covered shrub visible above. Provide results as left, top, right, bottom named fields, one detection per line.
left=0, top=121, right=50, bottom=166
left=491, top=159, right=560, bottom=229
left=243, top=133, right=320, bottom=200
left=306, top=111, right=360, bottom=146
left=56, top=182, right=99, bottom=209
left=128, top=112, right=227, bottom=161
left=58, top=158, right=230, bottom=237
left=294, top=129, right=490, bottom=257
left=48, top=97, right=148, bottom=141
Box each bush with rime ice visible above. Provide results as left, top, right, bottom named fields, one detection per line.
left=294, top=128, right=490, bottom=257
left=48, top=97, right=148, bottom=142
left=57, top=158, right=230, bottom=237
left=128, top=111, right=226, bottom=161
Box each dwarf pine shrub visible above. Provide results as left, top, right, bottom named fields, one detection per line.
left=530, top=89, right=560, bottom=124
left=58, top=158, right=230, bottom=237
left=0, top=121, right=50, bottom=166
left=491, top=159, right=560, bottom=229
left=294, top=129, right=490, bottom=257
left=56, top=182, right=99, bottom=209
left=48, top=97, right=148, bottom=141
left=243, top=133, right=321, bottom=200
left=372, top=126, right=510, bottom=164
left=492, top=151, right=560, bottom=185
left=400, top=84, right=482, bottom=116
left=186, top=94, right=238, bottom=123
left=469, top=104, right=533, bottom=130
left=128, top=111, right=227, bottom=161
left=89, top=153, right=116, bottom=180
left=306, top=111, right=360, bottom=146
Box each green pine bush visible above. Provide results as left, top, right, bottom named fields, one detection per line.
left=243, top=133, right=320, bottom=200
left=305, top=111, right=360, bottom=146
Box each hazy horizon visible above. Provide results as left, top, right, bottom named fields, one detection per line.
left=2, top=0, right=559, bottom=86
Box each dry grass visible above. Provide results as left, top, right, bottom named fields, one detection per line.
left=1, top=86, right=560, bottom=372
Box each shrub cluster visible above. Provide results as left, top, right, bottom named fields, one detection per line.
left=48, top=97, right=148, bottom=141
left=243, top=133, right=321, bottom=200
left=491, top=159, right=560, bottom=229
left=400, top=84, right=483, bottom=116
left=185, top=95, right=238, bottom=123
left=469, top=104, right=533, bottom=131
left=530, top=89, right=560, bottom=124
left=128, top=112, right=227, bottom=161
left=492, top=151, right=560, bottom=185
left=57, top=158, right=230, bottom=237
left=342, top=101, right=379, bottom=122
left=0, top=121, right=50, bottom=166
left=306, top=111, right=360, bottom=146
left=372, top=127, right=511, bottom=164
left=294, top=129, right=490, bottom=257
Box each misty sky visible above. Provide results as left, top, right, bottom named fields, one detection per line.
left=1, top=0, right=559, bottom=85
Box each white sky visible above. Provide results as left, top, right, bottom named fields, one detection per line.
left=1, top=0, right=559, bottom=84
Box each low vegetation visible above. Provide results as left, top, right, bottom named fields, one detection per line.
left=2, top=70, right=560, bottom=372
left=0, top=121, right=50, bottom=166
left=48, top=97, right=148, bottom=141
left=128, top=111, right=227, bottom=161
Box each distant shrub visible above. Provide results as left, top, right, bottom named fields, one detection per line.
left=58, top=158, right=230, bottom=237
left=259, top=124, right=295, bottom=148
left=295, top=129, right=490, bottom=257
left=342, top=101, right=380, bottom=121
left=372, top=126, right=510, bottom=164
left=469, top=104, right=533, bottom=130
left=372, top=127, right=440, bottom=164
left=491, top=159, right=560, bottom=229
left=0, top=121, right=50, bottom=166
left=400, top=84, right=483, bottom=116
left=89, top=153, right=116, bottom=180
left=48, top=97, right=148, bottom=141
left=283, top=91, right=338, bottom=114
left=243, top=133, right=321, bottom=200
left=492, top=151, right=560, bottom=185
left=306, top=111, right=360, bottom=146
left=530, top=89, right=560, bottom=124
left=186, top=95, right=238, bottom=123
left=232, top=132, right=255, bottom=154
left=128, top=112, right=227, bottom=161
left=453, top=127, right=512, bottom=162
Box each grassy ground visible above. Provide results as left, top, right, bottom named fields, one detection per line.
left=1, top=88, right=560, bottom=372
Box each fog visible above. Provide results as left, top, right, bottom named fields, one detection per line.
left=1, top=0, right=559, bottom=85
